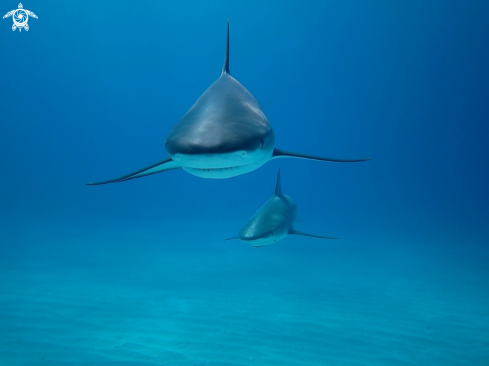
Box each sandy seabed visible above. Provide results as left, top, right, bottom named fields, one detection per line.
left=1, top=222, right=488, bottom=365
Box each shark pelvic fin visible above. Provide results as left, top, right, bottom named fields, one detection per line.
left=86, top=157, right=180, bottom=185
left=221, top=19, right=230, bottom=75
left=272, top=148, right=370, bottom=163
left=290, top=229, right=338, bottom=240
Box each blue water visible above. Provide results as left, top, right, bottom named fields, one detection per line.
left=1, top=1, right=489, bottom=364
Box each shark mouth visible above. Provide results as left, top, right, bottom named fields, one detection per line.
left=182, top=162, right=265, bottom=179
left=194, top=164, right=251, bottom=172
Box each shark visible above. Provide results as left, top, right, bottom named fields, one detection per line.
left=87, top=20, right=369, bottom=185
left=226, top=169, right=337, bottom=247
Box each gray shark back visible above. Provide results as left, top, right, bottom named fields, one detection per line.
left=165, top=73, right=275, bottom=157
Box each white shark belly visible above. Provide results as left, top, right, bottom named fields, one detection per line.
left=175, top=149, right=272, bottom=179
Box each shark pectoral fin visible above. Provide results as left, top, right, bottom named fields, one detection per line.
left=224, top=236, right=238, bottom=241
left=272, top=148, right=370, bottom=163
left=86, top=157, right=181, bottom=186
left=290, top=230, right=338, bottom=240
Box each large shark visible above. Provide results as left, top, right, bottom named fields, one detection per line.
left=87, top=21, right=368, bottom=185
left=227, top=170, right=337, bottom=247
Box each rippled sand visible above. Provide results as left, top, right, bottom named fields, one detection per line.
left=1, top=222, right=488, bottom=365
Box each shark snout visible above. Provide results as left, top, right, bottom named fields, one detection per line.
left=165, top=127, right=265, bottom=157
left=239, top=231, right=269, bottom=242
left=238, top=227, right=275, bottom=246
left=164, top=117, right=275, bottom=171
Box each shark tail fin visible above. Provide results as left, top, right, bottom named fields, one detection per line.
left=272, top=148, right=370, bottom=163
left=274, top=168, right=284, bottom=197
left=290, top=230, right=338, bottom=240
left=221, top=19, right=230, bottom=75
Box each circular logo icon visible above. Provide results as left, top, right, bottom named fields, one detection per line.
left=13, top=8, right=28, bottom=28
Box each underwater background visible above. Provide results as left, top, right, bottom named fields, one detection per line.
left=1, top=0, right=489, bottom=364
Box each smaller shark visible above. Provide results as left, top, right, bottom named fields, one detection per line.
left=227, top=170, right=337, bottom=247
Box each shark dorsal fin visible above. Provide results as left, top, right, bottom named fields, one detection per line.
left=222, top=19, right=230, bottom=75
left=274, top=169, right=283, bottom=197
